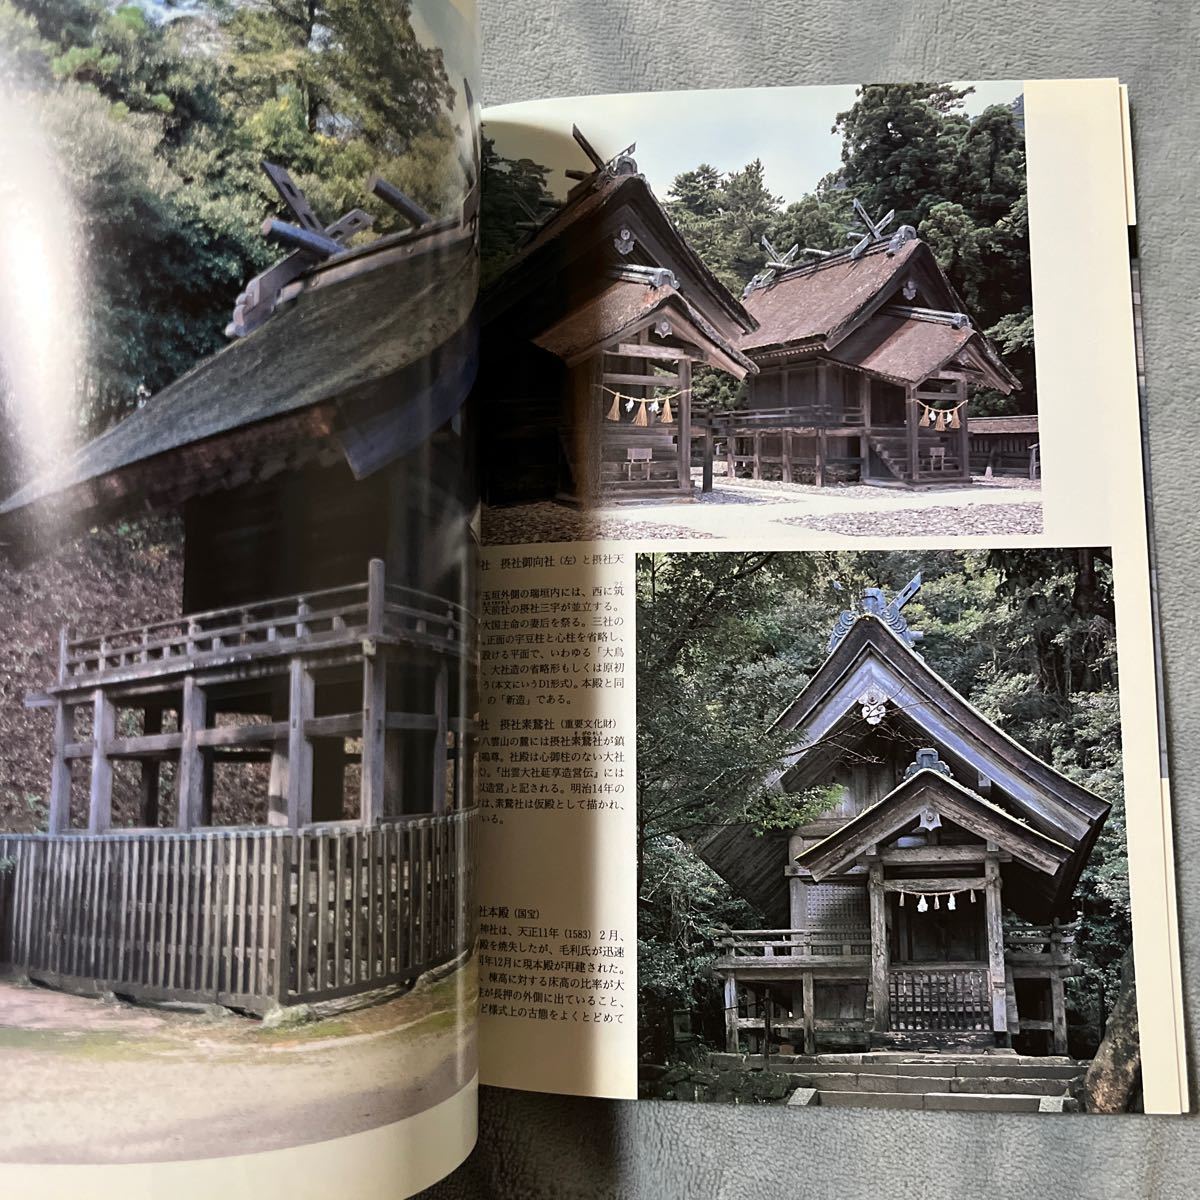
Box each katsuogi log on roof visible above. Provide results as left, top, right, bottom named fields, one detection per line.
left=478, top=133, right=758, bottom=505
left=0, top=162, right=480, bottom=546
left=739, top=235, right=1018, bottom=393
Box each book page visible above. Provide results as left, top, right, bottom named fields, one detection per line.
left=0, top=1, right=483, bottom=1194
left=474, top=79, right=1187, bottom=1114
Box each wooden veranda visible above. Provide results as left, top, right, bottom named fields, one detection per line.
left=0, top=558, right=478, bottom=1011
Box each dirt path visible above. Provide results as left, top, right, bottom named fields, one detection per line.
left=0, top=963, right=476, bottom=1164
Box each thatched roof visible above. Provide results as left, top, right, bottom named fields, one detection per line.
left=0, top=222, right=477, bottom=537
left=532, top=277, right=756, bottom=378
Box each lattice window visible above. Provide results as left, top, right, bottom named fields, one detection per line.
left=806, top=882, right=868, bottom=929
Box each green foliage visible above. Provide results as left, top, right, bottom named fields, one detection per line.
left=638, top=549, right=1129, bottom=1059
left=0, top=0, right=459, bottom=489
left=479, top=135, right=554, bottom=287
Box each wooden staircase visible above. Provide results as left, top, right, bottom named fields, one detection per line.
left=868, top=432, right=967, bottom=486
left=868, top=432, right=912, bottom=483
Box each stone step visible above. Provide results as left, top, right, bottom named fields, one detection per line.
left=817, top=1090, right=1078, bottom=1113
left=765, top=1058, right=1084, bottom=1081
left=806, top=1072, right=1079, bottom=1096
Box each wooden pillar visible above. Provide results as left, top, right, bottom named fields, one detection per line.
left=906, top=385, right=920, bottom=483
left=139, top=706, right=162, bottom=827
left=677, top=357, right=692, bottom=495
left=701, top=418, right=714, bottom=494
left=88, top=688, right=115, bottom=833
left=725, top=425, right=735, bottom=479
left=752, top=431, right=762, bottom=480
left=177, top=676, right=207, bottom=830
left=361, top=647, right=387, bottom=826
left=48, top=701, right=72, bottom=833
left=724, top=973, right=739, bottom=1053
left=268, top=686, right=289, bottom=827
left=955, top=378, right=970, bottom=479
left=286, top=658, right=315, bottom=828
left=868, top=859, right=889, bottom=1032
left=1050, top=973, right=1069, bottom=1054
left=802, top=970, right=816, bottom=1054
left=858, top=375, right=872, bottom=481
left=815, top=430, right=827, bottom=488
left=432, top=658, right=449, bottom=813
left=781, top=430, right=792, bottom=483
left=984, top=851, right=1009, bottom=1038
left=366, top=556, right=385, bottom=636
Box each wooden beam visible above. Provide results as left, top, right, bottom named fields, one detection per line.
left=677, top=357, right=692, bottom=494
left=879, top=846, right=987, bottom=864
left=88, top=689, right=115, bottom=833
left=304, top=713, right=362, bottom=739
left=955, top=377, right=970, bottom=480
left=432, top=659, right=449, bottom=814
left=868, top=860, right=889, bottom=1032
left=286, top=659, right=314, bottom=829
left=1050, top=974, right=1068, bottom=1054
left=984, top=853, right=1008, bottom=1037
left=724, top=973, right=739, bottom=1052
left=802, top=970, right=816, bottom=1054
left=613, top=343, right=698, bottom=361
left=48, top=701, right=71, bottom=832
left=600, top=372, right=681, bottom=389
left=361, top=647, right=386, bottom=826
left=140, top=707, right=162, bottom=826
left=882, top=876, right=987, bottom=893
left=906, top=385, right=920, bottom=481
left=177, top=676, right=207, bottom=830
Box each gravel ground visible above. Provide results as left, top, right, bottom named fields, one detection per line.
left=482, top=502, right=714, bottom=544
left=696, top=470, right=1042, bottom=502
left=781, top=502, right=1044, bottom=537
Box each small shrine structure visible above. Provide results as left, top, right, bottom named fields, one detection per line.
left=478, top=128, right=758, bottom=506
left=697, top=578, right=1109, bottom=1056
left=0, top=147, right=481, bottom=1014
left=725, top=202, right=1022, bottom=487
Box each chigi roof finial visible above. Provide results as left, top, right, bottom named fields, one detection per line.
left=827, top=572, right=924, bottom=651
left=742, top=234, right=800, bottom=297
left=846, top=197, right=896, bottom=259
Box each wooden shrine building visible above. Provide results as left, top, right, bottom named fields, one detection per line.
left=479, top=130, right=758, bottom=505
left=727, top=203, right=1021, bottom=488
left=0, top=155, right=481, bottom=1014
left=698, top=578, right=1108, bottom=1055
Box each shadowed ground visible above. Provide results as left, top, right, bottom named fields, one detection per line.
left=0, top=960, right=476, bottom=1164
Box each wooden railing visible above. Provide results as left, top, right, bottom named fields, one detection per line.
left=704, top=404, right=866, bottom=431
left=1004, top=923, right=1076, bottom=964
left=58, top=567, right=473, bottom=689
left=0, top=810, right=476, bottom=1013
left=715, top=927, right=871, bottom=962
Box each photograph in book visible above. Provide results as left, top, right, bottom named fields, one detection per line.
left=0, top=0, right=481, bottom=1167
left=635, top=550, right=1139, bottom=1114
left=476, top=83, right=1041, bottom=545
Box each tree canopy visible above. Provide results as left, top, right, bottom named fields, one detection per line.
left=480, top=84, right=1033, bottom=418
left=637, top=549, right=1128, bottom=1060
left=0, top=0, right=463, bottom=492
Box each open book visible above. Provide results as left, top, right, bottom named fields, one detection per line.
left=0, top=3, right=1186, bottom=1195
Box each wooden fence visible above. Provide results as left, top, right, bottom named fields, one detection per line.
left=888, top=966, right=991, bottom=1032
left=0, top=810, right=475, bottom=1014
